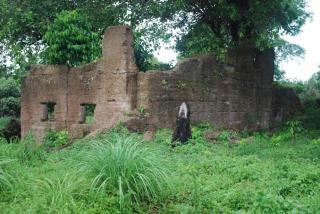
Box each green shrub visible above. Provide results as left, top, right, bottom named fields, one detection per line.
left=81, top=134, right=170, bottom=210
left=270, top=120, right=304, bottom=145
left=217, top=131, right=231, bottom=143
left=0, top=116, right=12, bottom=130
left=217, top=130, right=238, bottom=144
left=189, top=122, right=213, bottom=144
left=44, top=130, right=68, bottom=151
left=190, top=127, right=206, bottom=144
left=286, top=120, right=303, bottom=142
left=133, top=34, right=173, bottom=72
left=252, top=192, right=294, bottom=213
left=310, top=138, right=320, bottom=145
left=271, top=132, right=291, bottom=146
left=278, top=73, right=320, bottom=129
left=43, top=10, right=100, bottom=66
left=303, top=100, right=320, bottom=129
left=0, top=77, right=20, bottom=117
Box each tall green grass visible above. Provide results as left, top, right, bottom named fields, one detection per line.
left=17, top=133, right=46, bottom=164
left=35, top=172, right=87, bottom=213
left=0, top=125, right=319, bottom=213
left=0, top=157, right=13, bottom=191
left=81, top=134, right=171, bottom=210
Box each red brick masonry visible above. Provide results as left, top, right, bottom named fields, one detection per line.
left=21, top=25, right=275, bottom=143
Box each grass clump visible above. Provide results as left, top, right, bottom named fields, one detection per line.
left=0, top=123, right=319, bottom=213
left=35, top=172, right=87, bottom=213
left=17, top=133, right=46, bottom=164
left=81, top=134, right=171, bottom=210
left=0, top=157, right=13, bottom=191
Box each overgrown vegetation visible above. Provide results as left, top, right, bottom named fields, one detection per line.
left=0, top=77, right=20, bottom=117
left=43, top=10, right=100, bottom=66
left=43, top=130, right=69, bottom=151
left=277, top=70, right=320, bottom=129
left=0, top=0, right=310, bottom=78
left=0, top=1, right=318, bottom=212
left=17, top=133, right=46, bottom=164
left=0, top=157, right=13, bottom=192
left=0, top=124, right=319, bottom=213
left=0, top=117, right=12, bottom=130
left=81, top=134, right=170, bottom=212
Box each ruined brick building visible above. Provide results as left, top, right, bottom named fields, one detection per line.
left=21, top=25, right=276, bottom=142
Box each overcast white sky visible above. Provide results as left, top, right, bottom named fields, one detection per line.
left=280, top=0, right=320, bottom=81
left=157, top=0, right=320, bottom=81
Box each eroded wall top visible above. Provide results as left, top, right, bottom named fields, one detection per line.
left=21, top=25, right=139, bottom=142
left=21, top=25, right=275, bottom=143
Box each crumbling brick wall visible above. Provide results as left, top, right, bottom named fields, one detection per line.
left=128, top=48, right=274, bottom=132
left=271, top=85, right=302, bottom=122
left=21, top=25, right=274, bottom=143
left=21, top=26, right=138, bottom=142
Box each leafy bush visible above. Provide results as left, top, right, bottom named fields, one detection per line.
left=81, top=134, right=170, bottom=210
left=277, top=72, right=320, bottom=129
left=310, top=138, right=320, bottom=145
left=0, top=77, right=20, bottom=117
left=286, top=120, right=303, bottom=142
left=133, top=33, right=173, bottom=72
left=271, top=120, right=304, bottom=145
left=0, top=118, right=21, bottom=143
left=217, top=130, right=239, bottom=144
left=133, top=35, right=153, bottom=72
left=189, top=122, right=213, bottom=144
left=300, top=71, right=320, bottom=101
left=44, top=130, right=68, bottom=151
left=0, top=117, right=12, bottom=130
left=303, top=99, right=320, bottom=129
left=252, top=192, right=294, bottom=213
left=271, top=132, right=291, bottom=146
left=217, top=131, right=231, bottom=143
left=43, top=10, right=100, bottom=66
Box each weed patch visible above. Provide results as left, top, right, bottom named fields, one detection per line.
left=0, top=126, right=319, bottom=213
left=80, top=134, right=171, bottom=211
left=17, top=133, right=46, bottom=164
left=0, top=157, right=13, bottom=192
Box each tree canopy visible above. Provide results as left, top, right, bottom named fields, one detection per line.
left=43, top=10, right=100, bottom=66
left=0, top=77, right=20, bottom=117
left=150, top=0, right=310, bottom=48
left=0, top=0, right=125, bottom=76
left=0, top=0, right=311, bottom=76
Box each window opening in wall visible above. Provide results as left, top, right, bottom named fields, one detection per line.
left=41, top=102, right=56, bottom=121
left=79, top=104, right=96, bottom=124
